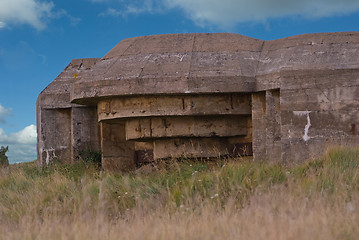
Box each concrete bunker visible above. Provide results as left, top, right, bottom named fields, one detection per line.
left=37, top=32, right=359, bottom=171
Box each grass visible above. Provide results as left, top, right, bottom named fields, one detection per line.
left=0, top=146, right=359, bottom=239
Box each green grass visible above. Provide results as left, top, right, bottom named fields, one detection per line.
left=0, top=146, right=359, bottom=239
left=1, top=147, right=358, bottom=215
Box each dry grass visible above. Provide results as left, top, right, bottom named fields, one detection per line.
left=1, top=147, right=359, bottom=239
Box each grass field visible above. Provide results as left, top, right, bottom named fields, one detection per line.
left=1, top=147, right=359, bottom=239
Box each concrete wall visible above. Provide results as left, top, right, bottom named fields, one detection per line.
left=37, top=58, right=101, bottom=165
left=100, top=121, right=136, bottom=171
left=71, top=106, right=100, bottom=161
left=251, top=92, right=266, bottom=161
left=251, top=90, right=281, bottom=162
left=37, top=106, right=100, bottom=165
left=37, top=108, right=72, bottom=165
left=266, top=89, right=281, bottom=161
left=280, top=69, right=359, bottom=162
left=253, top=69, right=359, bottom=163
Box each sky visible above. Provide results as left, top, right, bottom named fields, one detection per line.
left=1, top=0, right=359, bottom=164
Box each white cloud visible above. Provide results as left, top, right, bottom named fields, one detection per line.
left=0, top=104, right=11, bottom=124
left=90, top=0, right=111, bottom=2
left=0, top=125, right=37, bottom=163
left=50, top=9, right=81, bottom=26
left=0, top=0, right=54, bottom=30
left=164, top=0, right=359, bottom=28
left=100, top=0, right=163, bottom=17
left=99, top=0, right=359, bottom=28
left=0, top=0, right=80, bottom=30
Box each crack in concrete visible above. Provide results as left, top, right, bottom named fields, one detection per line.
left=314, top=78, right=330, bottom=104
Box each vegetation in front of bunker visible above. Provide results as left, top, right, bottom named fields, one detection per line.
left=78, top=149, right=102, bottom=167
left=0, top=146, right=359, bottom=239
left=0, top=146, right=9, bottom=167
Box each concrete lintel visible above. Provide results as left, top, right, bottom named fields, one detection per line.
left=97, top=93, right=252, bottom=121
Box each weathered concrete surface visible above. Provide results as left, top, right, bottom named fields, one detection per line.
left=38, top=58, right=99, bottom=109
left=37, top=32, right=359, bottom=171
left=37, top=59, right=100, bottom=165
left=153, top=137, right=252, bottom=159
left=71, top=33, right=262, bottom=104
left=265, top=90, right=281, bottom=161
left=256, top=32, right=359, bottom=91
left=100, top=122, right=136, bottom=172
left=97, top=94, right=252, bottom=121
left=280, top=69, right=359, bottom=162
left=71, top=107, right=100, bottom=161
left=37, top=108, right=72, bottom=164
left=251, top=90, right=281, bottom=162
left=251, top=92, right=267, bottom=161
left=125, top=116, right=248, bottom=140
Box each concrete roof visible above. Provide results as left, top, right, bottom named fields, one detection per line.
left=38, top=58, right=99, bottom=109
left=54, top=32, right=359, bottom=105
left=71, top=33, right=264, bottom=104
left=258, top=32, right=359, bottom=76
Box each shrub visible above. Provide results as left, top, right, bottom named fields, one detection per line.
left=78, top=149, right=102, bottom=167
left=0, top=146, right=9, bottom=167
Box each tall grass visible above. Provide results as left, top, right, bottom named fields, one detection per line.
left=0, top=146, right=359, bottom=239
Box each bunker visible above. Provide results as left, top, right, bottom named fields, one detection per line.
left=37, top=32, right=359, bottom=171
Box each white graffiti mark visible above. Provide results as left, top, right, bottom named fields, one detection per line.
left=293, top=110, right=311, bottom=116
left=303, top=112, right=311, bottom=141
left=293, top=111, right=312, bottom=141
left=44, top=148, right=56, bottom=165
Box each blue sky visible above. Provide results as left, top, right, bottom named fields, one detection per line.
left=1, top=0, right=359, bottom=163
